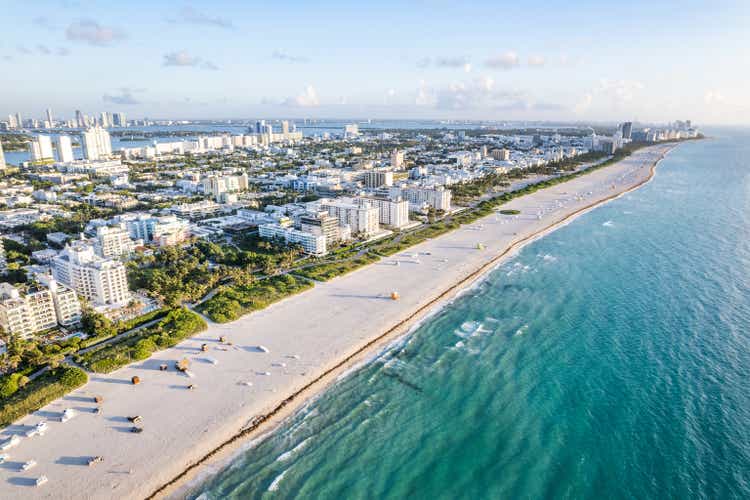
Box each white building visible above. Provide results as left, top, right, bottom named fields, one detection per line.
left=29, top=135, right=54, bottom=162
left=94, top=224, right=134, bottom=258
left=344, top=123, right=359, bottom=138
left=36, top=275, right=82, bottom=327
left=391, top=149, right=405, bottom=168
left=0, top=283, right=57, bottom=339
left=56, top=135, right=75, bottom=163
left=363, top=170, right=394, bottom=188
left=82, top=126, right=112, bottom=160
left=201, top=172, right=249, bottom=201
left=0, top=139, right=6, bottom=169
left=52, top=241, right=130, bottom=306
left=360, top=197, right=410, bottom=229
left=321, top=199, right=380, bottom=236
left=0, top=239, right=6, bottom=272
left=397, top=186, right=452, bottom=212
left=259, top=222, right=327, bottom=256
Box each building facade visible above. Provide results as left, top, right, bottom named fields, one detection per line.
left=52, top=241, right=130, bottom=306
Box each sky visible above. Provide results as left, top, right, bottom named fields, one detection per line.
left=1, top=0, right=749, bottom=124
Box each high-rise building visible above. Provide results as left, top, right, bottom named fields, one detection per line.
left=75, top=110, right=84, bottom=128
left=82, top=126, right=112, bottom=160
left=36, top=275, right=82, bottom=327
left=398, top=186, right=452, bottom=212
left=0, top=239, right=6, bottom=271
left=622, top=122, right=633, bottom=139
left=363, top=170, right=394, bottom=188
left=15, top=113, right=22, bottom=129
left=281, top=120, right=290, bottom=135
left=299, top=211, right=340, bottom=246
left=490, top=148, right=510, bottom=161
left=359, top=197, right=410, bottom=229
left=124, top=214, right=189, bottom=247
left=255, top=120, right=265, bottom=134
left=0, top=283, right=58, bottom=339
left=259, top=220, right=327, bottom=256
left=7, top=114, right=18, bottom=129
left=94, top=224, right=134, bottom=258
left=344, top=123, right=359, bottom=138
left=46, top=108, right=53, bottom=126
left=391, top=149, right=404, bottom=168
left=52, top=240, right=130, bottom=306
left=100, top=112, right=111, bottom=128
left=56, top=135, right=74, bottom=163
left=0, top=140, right=6, bottom=169
left=29, top=135, right=54, bottom=161
left=321, top=199, right=380, bottom=236
left=112, top=112, right=127, bottom=127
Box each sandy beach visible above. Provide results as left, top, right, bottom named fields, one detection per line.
left=0, top=143, right=676, bottom=499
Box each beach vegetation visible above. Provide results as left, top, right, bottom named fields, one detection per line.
left=0, top=365, right=87, bottom=428
left=199, top=274, right=313, bottom=323
left=75, top=308, right=207, bottom=373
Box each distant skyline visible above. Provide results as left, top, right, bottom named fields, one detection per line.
left=2, top=0, right=749, bottom=124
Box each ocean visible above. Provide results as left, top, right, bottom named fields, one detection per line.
left=192, top=129, right=750, bottom=499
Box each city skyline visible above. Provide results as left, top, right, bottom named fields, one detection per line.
left=2, top=0, right=749, bottom=124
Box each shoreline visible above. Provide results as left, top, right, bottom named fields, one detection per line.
left=0, top=143, right=678, bottom=500
left=155, top=144, right=675, bottom=498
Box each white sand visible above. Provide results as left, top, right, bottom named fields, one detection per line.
left=0, top=144, right=675, bottom=499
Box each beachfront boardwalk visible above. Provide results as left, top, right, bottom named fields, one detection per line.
left=0, top=144, right=675, bottom=499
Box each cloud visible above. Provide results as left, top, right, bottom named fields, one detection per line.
left=66, top=19, right=125, bottom=46
left=383, top=88, right=397, bottom=105
left=103, top=88, right=143, bottom=105
left=575, top=79, right=644, bottom=115
left=415, top=76, right=553, bottom=112
left=282, top=85, right=320, bottom=107
left=485, top=51, right=519, bottom=70
left=435, top=56, right=469, bottom=68
left=595, top=79, right=644, bottom=102
left=168, top=6, right=233, bottom=29
left=37, top=45, right=51, bottom=55
left=57, top=47, right=70, bottom=56
left=704, top=90, right=726, bottom=105
left=415, top=80, right=436, bottom=107
left=417, top=56, right=472, bottom=73
left=574, top=93, right=593, bottom=114
left=528, top=55, right=545, bottom=68
left=272, top=49, right=309, bottom=63
left=17, top=46, right=32, bottom=55
left=162, top=50, right=219, bottom=70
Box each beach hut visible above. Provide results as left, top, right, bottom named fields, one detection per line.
left=201, top=343, right=209, bottom=352
left=176, top=358, right=190, bottom=372
left=93, top=396, right=104, bottom=404
left=219, top=336, right=227, bottom=343
left=159, top=364, right=168, bottom=371
left=390, top=291, right=400, bottom=300
left=131, top=376, right=140, bottom=385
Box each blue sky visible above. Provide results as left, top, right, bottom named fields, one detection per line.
left=1, top=0, right=748, bottom=124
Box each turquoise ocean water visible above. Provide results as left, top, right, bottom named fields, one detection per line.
left=192, top=130, right=750, bottom=499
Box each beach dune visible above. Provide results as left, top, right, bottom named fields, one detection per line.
left=0, top=144, right=675, bottom=499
